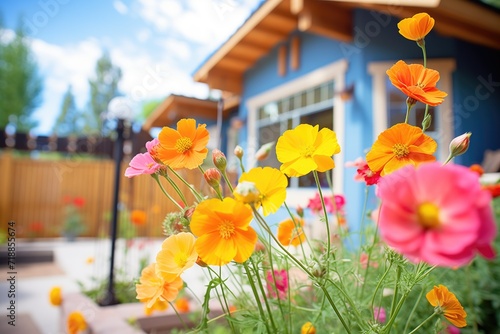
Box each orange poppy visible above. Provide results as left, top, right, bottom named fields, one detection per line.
left=426, top=285, right=467, bottom=328
left=155, top=118, right=209, bottom=169
left=366, top=123, right=437, bottom=176
left=136, top=263, right=184, bottom=308
left=397, top=12, right=435, bottom=42
left=277, top=217, right=306, bottom=247
left=387, top=60, right=447, bottom=106
left=190, top=197, right=257, bottom=266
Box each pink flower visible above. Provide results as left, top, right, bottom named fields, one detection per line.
left=145, top=138, right=160, bottom=154
left=266, top=269, right=288, bottom=300
left=360, top=253, right=379, bottom=269
left=125, top=152, right=161, bottom=178
left=377, top=162, right=497, bottom=267
left=346, top=157, right=380, bottom=185
left=307, top=193, right=345, bottom=214
left=446, top=325, right=461, bottom=334
left=373, top=306, right=386, bottom=323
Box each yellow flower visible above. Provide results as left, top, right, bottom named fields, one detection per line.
left=398, top=12, right=434, bottom=42
left=235, top=167, right=287, bottom=216
left=67, top=311, right=87, bottom=334
left=136, top=263, right=184, bottom=308
left=277, top=217, right=306, bottom=247
left=85, top=257, right=94, bottom=264
left=426, top=285, right=467, bottom=328
left=190, top=197, right=257, bottom=266
left=156, top=118, right=209, bottom=169
left=156, top=232, right=198, bottom=281
left=276, top=124, right=340, bottom=177
left=301, top=321, right=316, bottom=334
left=49, top=286, right=62, bottom=306
left=366, top=123, right=437, bottom=176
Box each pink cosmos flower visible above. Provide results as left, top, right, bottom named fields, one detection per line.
left=345, top=157, right=380, bottom=185
left=145, top=138, right=160, bottom=154
left=307, top=193, right=346, bottom=214
left=266, top=269, right=288, bottom=300
left=373, top=306, right=386, bottom=323
left=376, top=162, right=496, bottom=267
left=125, top=152, right=161, bottom=178
left=446, top=325, right=461, bottom=334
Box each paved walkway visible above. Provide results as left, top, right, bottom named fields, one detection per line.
left=0, top=238, right=166, bottom=334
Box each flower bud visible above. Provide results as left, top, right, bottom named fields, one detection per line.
left=234, top=145, right=244, bottom=159
left=421, top=113, right=432, bottom=132
left=296, top=205, right=304, bottom=218
left=233, top=181, right=261, bottom=204
left=203, top=168, right=222, bottom=189
left=212, top=149, right=227, bottom=172
left=444, top=132, right=471, bottom=164
left=255, top=141, right=274, bottom=161
left=196, top=256, right=208, bottom=267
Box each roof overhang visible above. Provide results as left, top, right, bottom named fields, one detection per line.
left=142, top=95, right=234, bottom=131
left=193, top=0, right=500, bottom=94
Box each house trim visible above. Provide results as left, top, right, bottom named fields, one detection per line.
left=246, top=58, right=348, bottom=206
left=368, top=58, right=456, bottom=160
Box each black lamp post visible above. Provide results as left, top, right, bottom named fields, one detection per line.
left=99, top=97, right=134, bottom=306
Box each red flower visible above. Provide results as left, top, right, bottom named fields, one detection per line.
left=73, top=197, right=85, bottom=208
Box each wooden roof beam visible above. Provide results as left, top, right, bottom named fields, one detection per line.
left=205, top=69, right=243, bottom=94
left=298, top=2, right=353, bottom=42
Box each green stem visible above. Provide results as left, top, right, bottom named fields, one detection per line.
left=389, top=266, right=402, bottom=321
left=221, top=170, right=235, bottom=193
left=151, top=174, right=184, bottom=211
left=168, top=166, right=204, bottom=202
left=250, top=258, right=278, bottom=332
left=168, top=301, right=189, bottom=330
left=243, top=262, right=273, bottom=334
left=466, top=265, right=479, bottom=334
left=313, top=171, right=331, bottom=267
left=370, top=262, right=393, bottom=312
left=407, top=312, right=437, bottom=334
left=252, top=207, right=353, bottom=334
left=403, top=286, right=425, bottom=334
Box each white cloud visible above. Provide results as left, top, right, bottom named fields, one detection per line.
left=161, top=38, right=191, bottom=60
left=113, top=0, right=129, bottom=15
left=136, top=28, right=151, bottom=43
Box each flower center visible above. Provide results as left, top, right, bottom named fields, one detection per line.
left=175, top=137, right=193, bottom=153
left=301, top=145, right=315, bottom=158
left=392, top=143, right=409, bottom=159
left=174, top=252, right=188, bottom=268
left=146, top=162, right=155, bottom=169
left=219, top=220, right=235, bottom=239
left=417, top=202, right=441, bottom=228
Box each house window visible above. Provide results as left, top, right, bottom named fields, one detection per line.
left=246, top=59, right=348, bottom=206
left=256, top=81, right=334, bottom=188
left=368, top=59, right=456, bottom=160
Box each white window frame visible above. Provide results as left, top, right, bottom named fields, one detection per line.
left=368, top=58, right=456, bottom=161
left=246, top=59, right=348, bottom=207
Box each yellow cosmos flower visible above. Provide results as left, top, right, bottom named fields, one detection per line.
left=235, top=167, right=287, bottom=216
left=276, top=124, right=340, bottom=177
left=426, top=285, right=467, bottom=328
left=49, top=286, right=62, bottom=306
left=136, top=263, right=184, bottom=308
left=277, top=217, right=306, bottom=247
left=398, top=12, right=434, bottom=42
left=67, top=311, right=87, bottom=334
left=144, top=298, right=168, bottom=316
left=366, top=123, right=437, bottom=176
left=156, top=232, right=198, bottom=281
left=156, top=118, right=209, bottom=169
left=190, top=197, right=257, bottom=266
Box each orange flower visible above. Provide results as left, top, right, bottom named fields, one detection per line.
left=277, top=217, right=306, bottom=247
left=67, top=311, right=87, bottom=334
left=366, top=123, right=437, bottom=176
left=301, top=321, right=316, bottom=334
left=131, top=210, right=147, bottom=226
left=175, top=297, right=190, bottom=313
left=387, top=60, right=447, bottom=106
left=156, top=118, right=209, bottom=169
left=190, top=197, right=257, bottom=266
left=469, top=164, right=484, bottom=176
left=426, top=285, right=467, bottom=328
left=398, top=12, right=434, bottom=42
left=136, top=263, right=184, bottom=308
left=144, top=299, right=168, bottom=316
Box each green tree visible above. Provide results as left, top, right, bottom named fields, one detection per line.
left=52, top=85, right=81, bottom=136
left=84, top=51, right=122, bottom=135
left=140, top=99, right=162, bottom=121
left=0, top=19, right=43, bottom=132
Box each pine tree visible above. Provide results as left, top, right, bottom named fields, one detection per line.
left=53, top=85, right=81, bottom=136
left=0, top=19, right=43, bottom=132
left=84, top=51, right=122, bottom=135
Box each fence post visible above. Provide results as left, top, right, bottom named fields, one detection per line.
left=0, top=151, right=14, bottom=226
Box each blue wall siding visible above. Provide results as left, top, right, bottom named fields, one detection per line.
left=236, top=8, right=500, bottom=238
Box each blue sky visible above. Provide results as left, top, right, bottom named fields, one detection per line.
left=0, top=0, right=262, bottom=134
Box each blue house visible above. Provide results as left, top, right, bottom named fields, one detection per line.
left=187, top=0, right=500, bottom=232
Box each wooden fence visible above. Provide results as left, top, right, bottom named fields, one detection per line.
left=0, top=151, right=206, bottom=239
